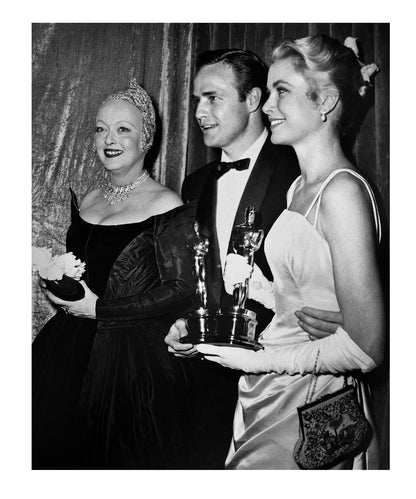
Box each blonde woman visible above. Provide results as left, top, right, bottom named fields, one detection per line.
left=197, top=34, right=384, bottom=469
left=33, top=82, right=196, bottom=469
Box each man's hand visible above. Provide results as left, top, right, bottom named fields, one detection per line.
left=40, top=280, right=98, bottom=319
left=165, top=319, right=198, bottom=358
left=295, top=307, right=344, bottom=340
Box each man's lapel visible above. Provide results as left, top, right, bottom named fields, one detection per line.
left=232, top=139, right=276, bottom=239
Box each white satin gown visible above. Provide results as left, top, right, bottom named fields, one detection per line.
left=225, top=169, right=381, bottom=470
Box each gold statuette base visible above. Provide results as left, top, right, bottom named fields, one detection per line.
left=207, top=307, right=263, bottom=351
left=180, top=308, right=215, bottom=345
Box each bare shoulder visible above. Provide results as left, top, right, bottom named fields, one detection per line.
left=320, top=169, right=373, bottom=214
left=144, top=179, right=183, bottom=216
left=318, top=169, right=377, bottom=242
left=155, top=188, right=183, bottom=211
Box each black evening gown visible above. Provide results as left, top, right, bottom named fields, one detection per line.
left=32, top=191, right=196, bottom=469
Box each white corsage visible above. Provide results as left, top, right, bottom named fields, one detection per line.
left=33, top=246, right=86, bottom=302
left=32, top=246, right=86, bottom=280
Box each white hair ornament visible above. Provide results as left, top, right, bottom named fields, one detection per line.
left=344, top=37, right=379, bottom=96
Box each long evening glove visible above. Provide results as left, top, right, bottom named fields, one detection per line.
left=196, top=326, right=377, bottom=375
left=223, top=253, right=275, bottom=311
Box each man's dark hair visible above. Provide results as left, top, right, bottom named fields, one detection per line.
left=195, top=48, right=269, bottom=105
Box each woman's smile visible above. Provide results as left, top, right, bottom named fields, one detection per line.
left=103, top=148, right=123, bottom=158
left=269, top=118, right=286, bottom=129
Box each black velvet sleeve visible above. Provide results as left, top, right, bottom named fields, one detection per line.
left=96, top=203, right=198, bottom=322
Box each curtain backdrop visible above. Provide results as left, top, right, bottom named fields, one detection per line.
left=32, top=22, right=390, bottom=467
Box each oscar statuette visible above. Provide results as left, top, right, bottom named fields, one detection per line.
left=180, top=221, right=214, bottom=344
left=211, top=206, right=264, bottom=350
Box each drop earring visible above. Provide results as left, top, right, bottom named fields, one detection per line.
left=321, top=112, right=327, bottom=122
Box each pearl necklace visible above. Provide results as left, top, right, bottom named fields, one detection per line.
left=102, top=170, right=150, bottom=205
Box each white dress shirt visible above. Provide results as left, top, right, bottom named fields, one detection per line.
left=216, top=128, right=268, bottom=270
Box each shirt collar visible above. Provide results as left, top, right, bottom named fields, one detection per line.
left=220, top=128, right=268, bottom=171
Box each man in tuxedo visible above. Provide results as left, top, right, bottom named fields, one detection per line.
left=165, top=48, right=342, bottom=468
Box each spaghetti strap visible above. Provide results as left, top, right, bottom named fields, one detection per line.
left=307, top=169, right=381, bottom=242
left=304, top=185, right=325, bottom=220
left=286, top=176, right=302, bottom=207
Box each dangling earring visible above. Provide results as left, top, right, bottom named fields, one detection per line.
left=321, top=112, right=327, bottom=122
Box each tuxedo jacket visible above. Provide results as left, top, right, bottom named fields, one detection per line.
left=182, top=138, right=300, bottom=332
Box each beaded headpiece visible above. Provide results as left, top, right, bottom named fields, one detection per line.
left=101, top=79, right=156, bottom=153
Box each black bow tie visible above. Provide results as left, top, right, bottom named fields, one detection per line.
left=216, top=158, right=250, bottom=179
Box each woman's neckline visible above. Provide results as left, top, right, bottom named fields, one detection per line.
left=280, top=208, right=327, bottom=244
left=76, top=207, right=154, bottom=228
left=287, top=168, right=359, bottom=214
left=70, top=187, right=155, bottom=227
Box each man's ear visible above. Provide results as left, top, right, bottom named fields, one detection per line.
left=246, top=87, right=262, bottom=113
left=320, top=88, right=340, bottom=116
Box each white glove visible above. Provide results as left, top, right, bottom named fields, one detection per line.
left=196, top=326, right=377, bottom=375
left=223, top=254, right=275, bottom=311
left=196, top=343, right=266, bottom=372
left=250, top=264, right=275, bottom=311
left=223, top=253, right=252, bottom=294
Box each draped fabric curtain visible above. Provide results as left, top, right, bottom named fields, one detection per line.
left=32, top=22, right=389, bottom=467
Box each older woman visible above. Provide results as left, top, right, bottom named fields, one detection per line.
left=197, top=34, right=385, bottom=469
left=33, top=81, right=197, bottom=469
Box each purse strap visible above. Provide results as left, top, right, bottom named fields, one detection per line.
left=304, top=349, right=349, bottom=404
left=304, top=349, right=320, bottom=404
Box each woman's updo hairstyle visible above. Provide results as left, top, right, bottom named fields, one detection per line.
left=101, top=79, right=156, bottom=153
left=272, top=34, right=371, bottom=135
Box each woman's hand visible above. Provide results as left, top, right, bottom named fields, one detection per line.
left=224, top=254, right=276, bottom=311
left=223, top=253, right=252, bottom=295
left=40, top=280, right=98, bottom=319
left=196, top=344, right=267, bottom=373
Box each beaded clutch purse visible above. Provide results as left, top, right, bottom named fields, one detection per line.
left=293, top=351, right=372, bottom=470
